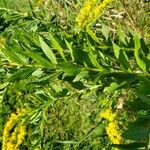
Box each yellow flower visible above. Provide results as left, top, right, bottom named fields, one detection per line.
left=15, top=125, right=26, bottom=149
left=16, top=108, right=26, bottom=115
left=10, top=127, right=18, bottom=143
left=100, top=109, right=117, bottom=121
left=4, top=125, right=26, bottom=150
left=2, top=108, right=27, bottom=150
left=6, top=141, right=15, bottom=150
left=76, top=0, right=112, bottom=28
left=88, top=0, right=112, bottom=24
left=2, top=113, right=18, bottom=150
left=76, top=0, right=97, bottom=28
left=106, top=122, right=122, bottom=144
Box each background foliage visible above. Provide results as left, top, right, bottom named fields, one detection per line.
left=0, top=0, right=150, bottom=149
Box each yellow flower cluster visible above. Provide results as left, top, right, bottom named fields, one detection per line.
left=15, top=125, right=26, bottom=149
left=5, top=125, right=26, bottom=150
left=106, top=122, right=122, bottom=144
left=6, top=127, right=18, bottom=150
left=100, top=109, right=122, bottom=144
left=75, top=0, right=97, bottom=27
left=2, top=113, right=18, bottom=150
left=100, top=109, right=116, bottom=121
left=76, top=0, right=112, bottom=28
left=2, top=108, right=26, bottom=150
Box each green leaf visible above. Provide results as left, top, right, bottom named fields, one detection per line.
left=73, top=71, right=89, bottom=82
left=146, top=53, right=150, bottom=61
left=20, top=43, right=54, bottom=68
left=133, top=34, right=147, bottom=72
left=65, top=39, right=74, bottom=61
left=104, top=82, right=120, bottom=93
left=26, top=50, right=54, bottom=68
left=136, top=77, right=150, bottom=105
left=49, top=33, right=66, bottom=61
left=7, top=67, right=36, bottom=82
left=1, top=48, right=27, bottom=65
left=0, top=82, right=9, bottom=90
left=58, top=62, right=82, bottom=77
left=100, top=24, right=109, bottom=41
left=39, top=36, right=58, bottom=64
left=23, top=34, right=40, bottom=48
left=112, top=143, right=145, bottom=149
left=117, top=27, right=127, bottom=45
left=86, top=38, right=103, bottom=70
left=54, top=89, right=69, bottom=98
left=86, top=27, right=100, bottom=44
left=73, top=48, right=93, bottom=67
left=104, top=81, right=127, bottom=93
left=113, top=43, right=131, bottom=72
left=66, top=80, right=86, bottom=90
left=123, top=126, right=149, bottom=140
left=137, top=77, right=150, bottom=95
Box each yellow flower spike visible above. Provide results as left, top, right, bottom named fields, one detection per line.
left=88, top=0, right=112, bottom=24
left=2, top=113, right=18, bottom=150
left=6, top=141, right=15, bottom=150
left=76, top=0, right=97, bottom=28
left=100, top=109, right=117, bottom=121
left=15, top=125, right=26, bottom=149
left=76, top=0, right=112, bottom=28
left=2, top=108, right=27, bottom=150
left=106, top=122, right=122, bottom=144
left=9, top=127, right=18, bottom=144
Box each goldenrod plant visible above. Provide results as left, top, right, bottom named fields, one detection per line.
left=0, top=0, right=150, bottom=149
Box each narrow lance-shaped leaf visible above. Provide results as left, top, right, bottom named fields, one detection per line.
left=133, top=34, right=147, bottom=72
left=100, top=24, right=109, bottom=41
left=7, top=67, right=36, bottom=82
left=117, top=26, right=127, bottom=45
left=86, top=27, right=101, bottom=44
left=58, top=62, right=82, bottom=77
left=49, top=33, right=66, bottom=61
left=65, top=39, right=74, bottom=61
left=20, top=44, right=54, bottom=68
left=73, top=70, right=89, bottom=82
left=86, top=38, right=103, bottom=70
left=39, top=36, right=58, bottom=64
left=113, top=43, right=131, bottom=72
left=26, top=50, right=54, bottom=68
left=1, top=48, right=27, bottom=65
